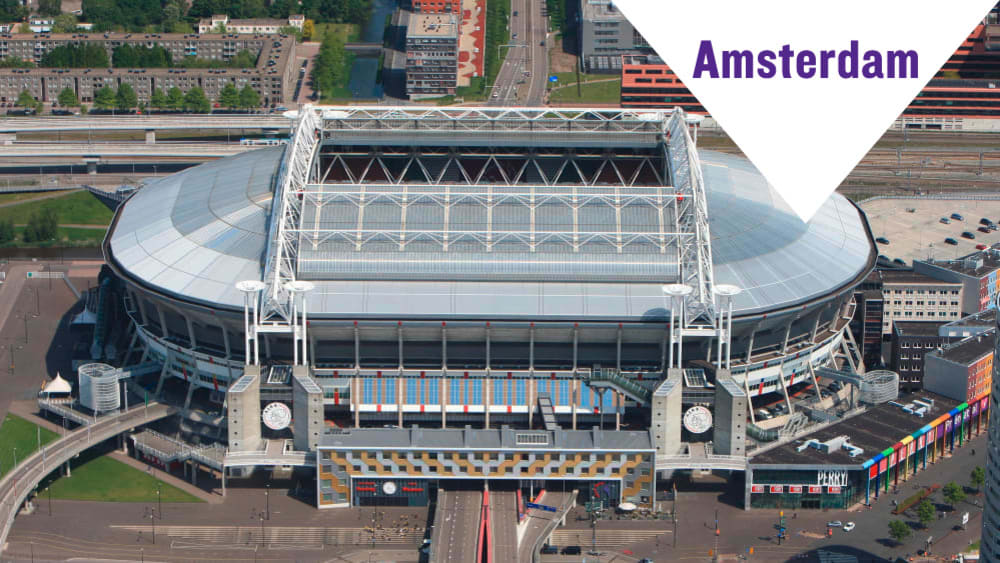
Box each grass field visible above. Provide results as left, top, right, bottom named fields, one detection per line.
left=0, top=190, right=112, bottom=226
left=0, top=191, right=70, bottom=206
left=0, top=414, right=59, bottom=478
left=313, top=23, right=361, bottom=43
left=7, top=226, right=106, bottom=247
left=483, top=0, right=512, bottom=95
left=43, top=455, right=203, bottom=503
left=549, top=78, right=621, bottom=104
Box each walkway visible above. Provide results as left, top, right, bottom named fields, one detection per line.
left=517, top=490, right=576, bottom=562
left=430, top=489, right=482, bottom=563
left=0, top=402, right=176, bottom=552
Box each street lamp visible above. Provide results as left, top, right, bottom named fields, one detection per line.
left=265, top=484, right=270, bottom=520
left=156, top=485, right=161, bottom=520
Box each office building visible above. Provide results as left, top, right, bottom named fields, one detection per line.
left=405, top=14, right=459, bottom=98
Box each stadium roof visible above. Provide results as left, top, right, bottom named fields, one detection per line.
left=108, top=147, right=873, bottom=320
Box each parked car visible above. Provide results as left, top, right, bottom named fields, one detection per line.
left=962, top=231, right=976, bottom=239
left=562, top=546, right=582, bottom=555
left=945, top=237, right=958, bottom=245
left=541, top=545, right=559, bottom=554
left=843, top=522, right=856, bottom=532
left=893, top=258, right=906, bottom=266
left=875, top=237, right=890, bottom=244
left=977, top=244, right=988, bottom=250
left=827, top=521, right=843, bottom=528
left=952, top=213, right=964, bottom=221
left=979, top=226, right=991, bottom=234
left=940, top=217, right=951, bottom=224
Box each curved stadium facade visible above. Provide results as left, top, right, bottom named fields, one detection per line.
left=105, top=107, right=876, bottom=421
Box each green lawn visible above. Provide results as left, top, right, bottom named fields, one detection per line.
left=6, top=226, right=106, bottom=247
left=313, top=23, right=361, bottom=43
left=549, top=78, right=621, bottom=104
left=44, top=455, right=203, bottom=503
left=0, top=414, right=59, bottom=478
left=483, top=0, right=512, bottom=91
left=0, top=190, right=112, bottom=226
left=0, top=191, right=71, bottom=206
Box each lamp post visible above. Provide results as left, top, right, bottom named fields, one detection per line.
left=45, top=485, right=51, bottom=516
left=265, top=484, right=270, bottom=520
left=156, top=485, right=161, bottom=519
left=259, top=511, right=265, bottom=547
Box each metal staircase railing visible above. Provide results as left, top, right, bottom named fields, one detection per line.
left=587, top=368, right=652, bottom=403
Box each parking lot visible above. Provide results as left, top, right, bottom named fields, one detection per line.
left=860, top=197, right=1000, bottom=265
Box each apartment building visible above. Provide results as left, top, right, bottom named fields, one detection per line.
left=198, top=15, right=305, bottom=35
left=914, top=248, right=1000, bottom=314
left=0, top=33, right=296, bottom=107
left=578, top=0, right=650, bottom=73
left=924, top=330, right=995, bottom=403
left=878, top=270, right=963, bottom=335
left=405, top=13, right=458, bottom=99
left=411, top=0, right=461, bottom=14
left=619, top=54, right=704, bottom=113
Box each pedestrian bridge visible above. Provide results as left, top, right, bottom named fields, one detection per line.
left=0, top=402, right=176, bottom=554
left=655, top=454, right=747, bottom=472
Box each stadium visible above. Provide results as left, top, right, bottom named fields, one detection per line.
left=102, top=107, right=876, bottom=509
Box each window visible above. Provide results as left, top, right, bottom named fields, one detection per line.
left=471, top=379, right=482, bottom=404
left=558, top=380, right=569, bottom=405
left=493, top=379, right=504, bottom=405
left=516, top=380, right=526, bottom=405
left=363, top=378, right=374, bottom=403
left=516, top=433, right=548, bottom=445
left=407, top=378, right=418, bottom=404
left=450, top=379, right=461, bottom=404
left=384, top=378, right=396, bottom=403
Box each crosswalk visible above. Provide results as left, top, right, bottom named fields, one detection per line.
left=110, top=525, right=425, bottom=550
left=549, top=529, right=669, bottom=549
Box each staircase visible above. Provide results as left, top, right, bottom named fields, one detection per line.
left=537, top=394, right=559, bottom=430
left=587, top=368, right=652, bottom=404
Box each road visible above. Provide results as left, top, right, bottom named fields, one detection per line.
left=489, top=0, right=548, bottom=106
left=430, top=489, right=482, bottom=563
left=0, top=402, right=176, bottom=553
left=489, top=489, right=518, bottom=562
left=0, top=142, right=251, bottom=159
left=518, top=490, right=576, bottom=562
left=0, top=115, right=290, bottom=133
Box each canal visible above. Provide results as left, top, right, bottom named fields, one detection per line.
left=346, top=0, right=397, bottom=99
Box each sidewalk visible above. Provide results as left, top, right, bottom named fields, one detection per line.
left=9, top=399, right=223, bottom=504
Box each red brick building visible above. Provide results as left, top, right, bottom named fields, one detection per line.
left=619, top=55, right=704, bottom=113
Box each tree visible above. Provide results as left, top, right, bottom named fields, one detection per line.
left=93, top=86, right=116, bottom=110
left=167, top=87, right=185, bottom=110
left=183, top=87, right=211, bottom=113
left=0, top=0, right=28, bottom=22
left=238, top=85, right=260, bottom=109
left=51, top=13, right=79, bottom=33
left=37, top=0, right=61, bottom=16
left=302, top=19, right=315, bottom=41
left=40, top=43, right=109, bottom=68
left=311, top=29, right=348, bottom=100
left=943, top=481, right=967, bottom=508
left=213, top=21, right=227, bottom=33
left=218, top=83, right=239, bottom=109
left=888, top=520, right=910, bottom=545
left=16, top=89, right=36, bottom=108
left=0, top=57, right=33, bottom=69
left=971, top=466, right=986, bottom=493
left=116, top=83, right=138, bottom=111
left=916, top=500, right=935, bottom=528
left=150, top=88, right=168, bottom=110
left=0, top=219, right=14, bottom=244
left=24, top=208, right=58, bottom=243
left=57, top=87, right=79, bottom=107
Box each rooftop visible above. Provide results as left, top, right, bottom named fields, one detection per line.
left=930, top=330, right=996, bottom=365
left=581, top=0, right=627, bottom=21
left=893, top=321, right=947, bottom=337
left=944, top=308, right=997, bottom=329
left=750, top=391, right=960, bottom=466
left=408, top=14, right=459, bottom=38
left=878, top=269, right=960, bottom=286
left=319, top=426, right=653, bottom=451
left=917, top=249, right=1000, bottom=278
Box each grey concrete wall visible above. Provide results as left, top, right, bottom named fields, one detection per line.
left=226, top=366, right=261, bottom=451
left=713, top=370, right=747, bottom=457
left=651, top=369, right=683, bottom=456
left=292, top=366, right=323, bottom=451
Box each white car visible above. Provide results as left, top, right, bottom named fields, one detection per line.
left=842, top=522, right=855, bottom=532
left=826, top=521, right=842, bottom=528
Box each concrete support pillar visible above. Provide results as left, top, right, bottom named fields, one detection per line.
left=353, top=321, right=361, bottom=369
left=184, top=461, right=188, bottom=478
left=64, top=461, right=71, bottom=477
left=571, top=378, right=578, bottom=430
left=745, top=324, right=759, bottom=364
left=529, top=323, right=535, bottom=372
left=440, top=377, right=447, bottom=428
left=121, top=433, right=127, bottom=453
left=616, top=323, right=622, bottom=371
left=221, top=466, right=226, bottom=496
left=191, top=463, right=197, bottom=486
left=397, top=376, right=403, bottom=428
left=528, top=377, right=535, bottom=428
left=145, top=129, right=156, bottom=144
left=86, top=160, right=97, bottom=174
left=353, top=376, right=360, bottom=428
left=780, top=321, right=793, bottom=355
left=572, top=324, right=579, bottom=371
left=154, top=357, right=170, bottom=397
left=484, top=374, right=491, bottom=429
left=441, top=323, right=448, bottom=371
left=183, top=379, right=196, bottom=410
left=614, top=390, right=620, bottom=430
left=157, top=309, right=169, bottom=340
left=185, top=315, right=198, bottom=350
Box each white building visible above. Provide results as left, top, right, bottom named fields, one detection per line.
left=198, top=14, right=305, bottom=35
